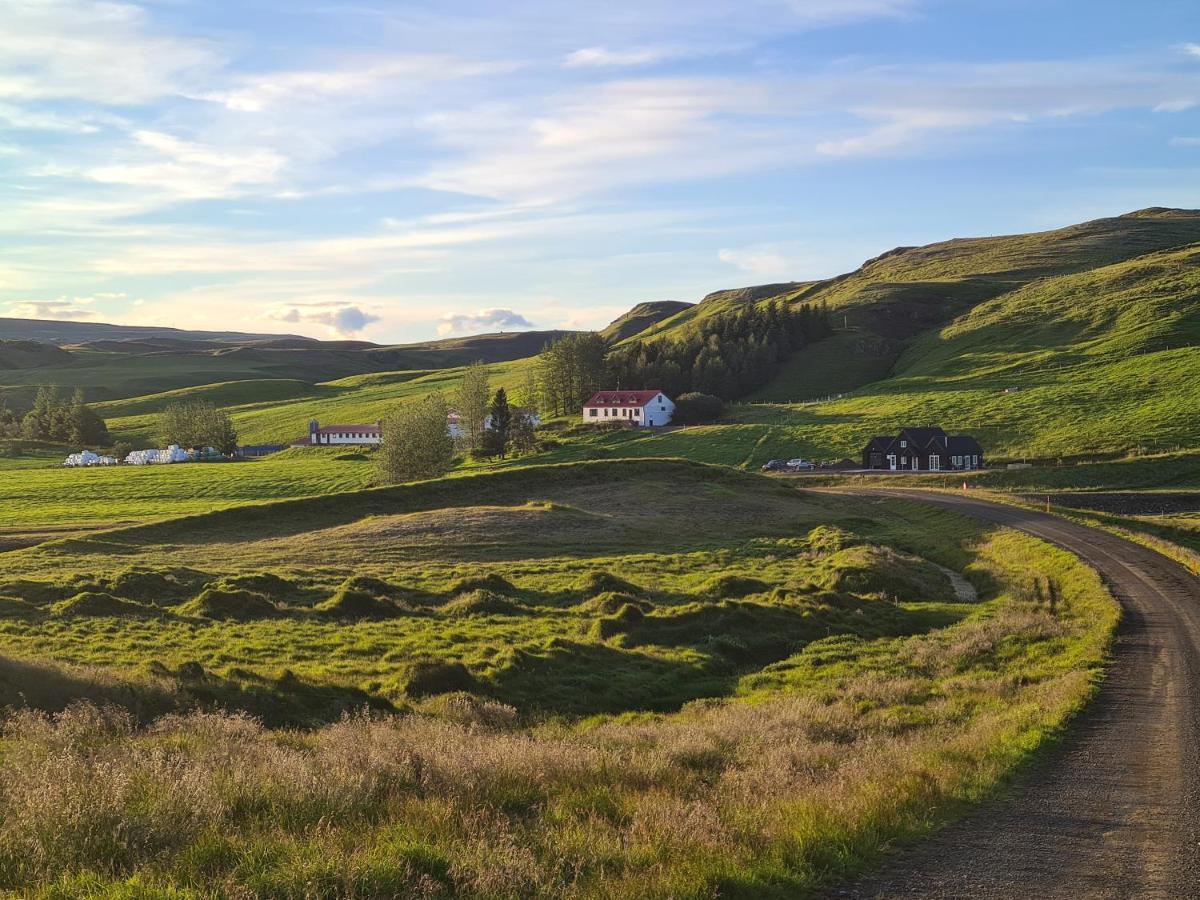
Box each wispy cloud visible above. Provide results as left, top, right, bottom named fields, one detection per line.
left=438, top=308, right=534, bottom=335
left=718, top=246, right=792, bottom=277
left=564, top=47, right=674, bottom=68
left=268, top=301, right=381, bottom=336
left=4, top=297, right=99, bottom=320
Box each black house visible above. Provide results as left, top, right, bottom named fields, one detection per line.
left=862, top=427, right=983, bottom=472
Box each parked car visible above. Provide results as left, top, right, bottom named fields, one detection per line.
left=786, top=458, right=814, bottom=470
left=761, top=459, right=790, bottom=472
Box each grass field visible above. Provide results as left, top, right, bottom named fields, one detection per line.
left=0, top=459, right=1117, bottom=897
left=0, top=448, right=374, bottom=529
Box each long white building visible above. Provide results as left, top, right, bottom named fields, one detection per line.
left=293, top=419, right=382, bottom=446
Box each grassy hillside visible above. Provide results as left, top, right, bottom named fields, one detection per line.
left=599, top=300, right=693, bottom=342
left=0, top=459, right=1117, bottom=896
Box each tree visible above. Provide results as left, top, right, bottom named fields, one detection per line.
left=671, top=392, right=725, bottom=424
left=516, top=366, right=540, bottom=414
left=160, top=400, right=237, bottom=454
left=510, top=411, right=537, bottom=456
left=376, top=392, right=455, bottom=483
left=482, top=388, right=512, bottom=458
left=20, top=386, right=108, bottom=444
left=456, top=361, right=490, bottom=451
left=534, top=333, right=609, bottom=415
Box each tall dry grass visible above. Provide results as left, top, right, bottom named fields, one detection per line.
left=0, top=529, right=1116, bottom=898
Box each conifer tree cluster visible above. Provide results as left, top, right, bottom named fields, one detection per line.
left=607, top=300, right=831, bottom=400
left=19, top=386, right=109, bottom=445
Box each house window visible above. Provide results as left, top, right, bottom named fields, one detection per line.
left=589, top=409, right=597, bottom=417
left=911, top=457, right=919, bottom=470
left=886, top=454, right=896, bottom=469
left=930, top=455, right=940, bottom=471
left=900, top=440, right=907, bottom=448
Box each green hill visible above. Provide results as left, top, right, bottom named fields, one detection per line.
left=599, top=301, right=693, bottom=342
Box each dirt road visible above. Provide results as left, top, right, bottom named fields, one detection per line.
left=833, top=490, right=1200, bottom=899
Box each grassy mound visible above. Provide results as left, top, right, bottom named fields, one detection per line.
left=447, top=573, right=518, bottom=596
left=316, top=577, right=412, bottom=620
left=215, top=572, right=298, bottom=601
left=101, top=567, right=206, bottom=605
left=0, top=595, right=44, bottom=620
left=806, top=525, right=858, bottom=554
left=50, top=592, right=156, bottom=618
left=578, top=591, right=650, bottom=616
left=178, top=587, right=280, bottom=621
left=590, top=602, right=647, bottom=640
left=701, top=574, right=772, bottom=598
left=442, top=589, right=529, bottom=617
left=403, top=660, right=478, bottom=698
left=0, top=578, right=75, bottom=606
left=576, top=571, right=641, bottom=598
left=817, top=545, right=956, bottom=602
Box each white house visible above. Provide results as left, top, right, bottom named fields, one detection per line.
left=582, top=390, right=674, bottom=427
left=293, top=419, right=382, bottom=447
left=447, top=409, right=540, bottom=440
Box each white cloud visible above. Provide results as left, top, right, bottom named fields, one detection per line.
left=80, top=130, right=288, bottom=200
left=0, top=0, right=214, bottom=104
left=437, top=308, right=535, bottom=335
left=565, top=47, right=672, bottom=68
left=1154, top=99, right=1196, bottom=113
left=1170, top=136, right=1200, bottom=147
left=5, top=297, right=98, bottom=320
left=718, top=246, right=792, bottom=276
left=1182, top=43, right=1200, bottom=58
left=268, top=301, right=382, bottom=336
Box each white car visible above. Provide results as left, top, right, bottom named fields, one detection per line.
left=786, top=458, right=814, bottom=470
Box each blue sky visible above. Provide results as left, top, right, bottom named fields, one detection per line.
left=1, top=0, right=1198, bottom=342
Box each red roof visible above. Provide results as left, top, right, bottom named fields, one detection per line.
left=314, top=424, right=381, bottom=434
left=584, top=390, right=664, bottom=409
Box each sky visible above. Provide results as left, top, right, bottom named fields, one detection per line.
left=0, top=0, right=1198, bottom=343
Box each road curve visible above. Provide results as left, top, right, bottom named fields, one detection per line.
left=829, top=489, right=1200, bottom=899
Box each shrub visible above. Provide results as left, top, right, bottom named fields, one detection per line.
left=178, top=587, right=280, bottom=621
left=671, top=392, right=725, bottom=424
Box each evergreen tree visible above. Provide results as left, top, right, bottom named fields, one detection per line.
left=483, top=388, right=512, bottom=458
left=510, top=412, right=537, bottom=456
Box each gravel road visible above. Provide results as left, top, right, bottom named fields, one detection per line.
left=831, top=489, right=1200, bottom=899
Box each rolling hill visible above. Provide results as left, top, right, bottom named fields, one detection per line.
left=5, top=207, right=1200, bottom=464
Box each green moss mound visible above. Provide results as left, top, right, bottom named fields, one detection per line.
left=216, top=572, right=298, bottom=601
left=817, top=545, right=955, bottom=602
left=102, top=567, right=206, bottom=605
left=447, top=574, right=517, bottom=596
left=576, top=571, right=641, bottom=598
left=0, top=595, right=45, bottom=619
left=51, top=592, right=156, bottom=618
left=403, top=661, right=478, bottom=698
left=316, top=578, right=412, bottom=620
left=179, top=587, right=280, bottom=621
left=0, top=578, right=75, bottom=606
left=806, top=525, right=857, bottom=554
left=442, top=589, right=529, bottom=617
left=578, top=592, right=650, bottom=616
left=702, top=574, right=771, bottom=598
left=590, top=602, right=646, bottom=640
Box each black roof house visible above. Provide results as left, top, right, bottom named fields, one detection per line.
left=862, top=427, right=983, bottom=471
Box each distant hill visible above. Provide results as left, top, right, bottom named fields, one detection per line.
left=0, top=317, right=308, bottom=345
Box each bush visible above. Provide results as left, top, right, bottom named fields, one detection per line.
left=671, top=392, right=725, bottom=424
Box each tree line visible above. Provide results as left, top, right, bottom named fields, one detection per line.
left=1, top=387, right=109, bottom=444
left=607, top=300, right=832, bottom=400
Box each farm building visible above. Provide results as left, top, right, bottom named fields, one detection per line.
left=291, top=420, right=382, bottom=447
left=582, top=390, right=674, bottom=427
left=446, top=408, right=541, bottom=440
left=862, top=427, right=983, bottom=471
